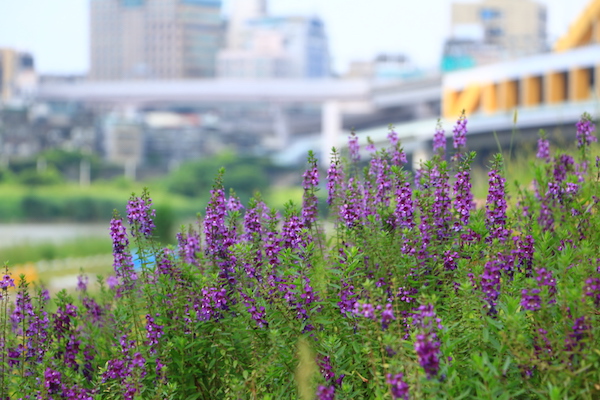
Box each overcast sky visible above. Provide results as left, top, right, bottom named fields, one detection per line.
left=0, top=0, right=592, bottom=75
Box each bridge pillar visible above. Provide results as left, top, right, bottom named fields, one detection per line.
left=412, top=141, right=431, bottom=171
left=322, top=100, right=341, bottom=165
left=271, top=104, right=290, bottom=150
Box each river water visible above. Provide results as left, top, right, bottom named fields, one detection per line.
left=0, top=223, right=109, bottom=248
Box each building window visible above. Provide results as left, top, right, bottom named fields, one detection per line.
left=480, top=8, right=501, bottom=21
left=486, top=27, right=503, bottom=38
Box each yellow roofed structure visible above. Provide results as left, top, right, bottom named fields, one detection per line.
left=554, top=0, right=600, bottom=51
left=442, top=0, right=600, bottom=119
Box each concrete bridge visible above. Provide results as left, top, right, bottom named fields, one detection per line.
left=35, top=0, right=600, bottom=166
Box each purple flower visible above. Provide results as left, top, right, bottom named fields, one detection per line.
left=204, top=181, right=227, bottom=257
left=204, top=171, right=239, bottom=281
left=243, top=199, right=266, bottom=240
left=226, top=193, right=244, bottom=212
left=512, top=235, right=535, bottom=276
left=318, top=355, right=335, bottom=382
left=381, top=303, right=396, bottom=330
left=197, top=287, right=229, bottom=321
left=365, top=137, right=376, bottom=153
left=82, top=296, right=105, bottom=326
left=282, top=212, right=307, bottom=251
left=298, top=278, right=319, bottom=324
left=388, top=127, right=399, bottom=146
left=576, top=112, right=597, bottom=149
left=77, top=274, right=88, bottom=292
left=415, top=332, right=441, bottom=378
left=126, top=190, right=156, bottom=238
left=397, top=286, right=417, bottom=304
left=537, top=138, right=550, bottom=161
left=453, top=154, right=475, bottom=230
left=394, top=179, right=414, bottom=229
left=386, top=373, right=409, bottom=399
left=584, top=277, right=600, bottom=306
left=348, top=132, right=360, bottom=163
left=106, top=275, right=118, bottom=290
left=316, top=385, right=335, bottom=400
left=412, top=303, right=443, bottom=378
left=452, top=112, right=468, bottom=158
left=241, top=291, right=268, bottom=328
left=565, top=316, right=590, bottom=353
left=485, top=161, right=509, bottom=243
left=433, top=121, right=446, bottom=156
left=302, top=191, right=319, bottom=229
left=353, top=302, right=376, bottom=319
left=535, top=267, right=557, bottom=303
left=370, top=155, right=392, bottom=206
left=145, top=313, right=163, bottom=354
left=326, top=150, right=344, bottom=206
left=443, top=250, right=459, bottom=271
left=392, top=146, right=407, bottom=166
left=302, top=152, right=320, bottom=190
left=44, top=368, right=62, bottom=394
left=337, top=282, right=357, bottom=315
left=0, top=274, right=15, bottom=290
left=340, top=178, right=363, bottom=228
left=177, top=228, right=200, bottom=266
left=521, top=288, right=541, bottom=311
left=480, top=258, right=502, bottom=313
left=430, top=164, right=452, bottom=241
left=553, top=154, right=575, bottom=183
left=264, top=230, right=282, bottom=269
left=109, top=218, right=137, bottom=292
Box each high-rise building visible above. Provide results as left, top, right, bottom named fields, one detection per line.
left=89, top=0, right=223, bottom=80
left=0, top=48, right=36, bottom=102
left=226, top=0, right=267, bottom=50
left=443, top=0, right=547, bottom=71
left=217, top=0, right=330, bottom=79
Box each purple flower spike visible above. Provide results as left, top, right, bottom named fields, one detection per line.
left=584, top=277, right=600, bottom=306
left=412, top=304, right=443, bottom=378
left=452, top=112, right=468, bottom=158
left=521, top=288, right=541, bottom=311
left=415, top=333, right=441, bottom=379
left=537, top=137, right=550, bottom=161
left=576, top=112, right=597, bottom=149
left=302, top=151, right=319, bottom=228
left=145, top=313, right=163, bottom=354
left=386, top=373, right=409, bottom=399
left=453, top=153, right=475, bottom=230
left=241, top=291, right=268, bottom=328
left=381, top=303, right=396, bottom=330
left=126, top=189, right=156, bottom=238
left=388, top=127, right=399, bottom=146
left=327, top=150, right=344, bottom=206
left=318, top=355, right=335, bottom=382
left=480, top=258, right=502, bottom=314
left=110, top=217, right=137, bottom=292
left=316, top=385, right=335, bottom=400
left=485, top=157, right=509, bottom=243
left=340, top=178, right=363, bottom=229
left=204, top=171, right=228, bottom=257
left=0, top=274, right=14, bottom=290
left=433, top=120, right=446, bottom=156
left=177, top=228, right=201, bottom=266
left=394, top=179, right=414, bottom=229
left=45, top=368, right=62, bottom=394
left=348, top=131, right=360, bottom=163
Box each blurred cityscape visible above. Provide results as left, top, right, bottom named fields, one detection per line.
left=0, top=0, right=599, bottom=179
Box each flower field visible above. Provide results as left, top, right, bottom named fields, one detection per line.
left=1, top=112, right=600, bottom=399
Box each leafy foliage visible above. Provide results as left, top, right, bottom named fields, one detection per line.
left=1, top=114, right=600, bottom=399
